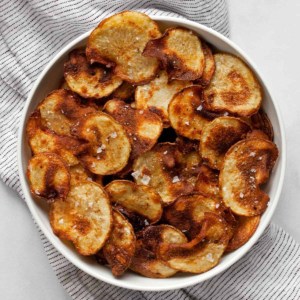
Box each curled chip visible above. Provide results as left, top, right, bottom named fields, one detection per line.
left=194, top=165, right=220, bottom=197
left=158, top=213, right=230, bottom=273
left=135, top=70, right=191, bottom=126
left=50, top=181, right=112, bottom=256
left=203, top=53, right=262, bottom=117
left=104, top=99, right=163, bottom=159
left=250, top=109, right=274, bottom=141
left=195, top=42, right=215, bottom=87
left=200, top=117, right=251, bottom=170
left=69, top=164, right=94, bottom=186
left=103, top=210, right=136, bottom=276
left=105, top=180, right=163, bottom=224
left=64, top=48, right=122, bottom=99
left=144, top=27, right=205, bottom=80
left=168, top=86, right=212, bottom=140
left=27, top=153, right=70, bottom=201
left=130, top=225, right=187, bottom=278
left=38, top=89, right=97, bottom=136
left=164, top=193, right=222, bottom=239
left=132, top=143, right=195, bottom=205
left=226, top=215, right=260, bottom=252
left=220, top=138, right=278, bottom=216
left=111, top=82, right=135, bottom=101
left=72, top=112, right=131, bottom=175
left=26, top=111, right=87, bottom=166
left=86, top=11, right=161, bottom=84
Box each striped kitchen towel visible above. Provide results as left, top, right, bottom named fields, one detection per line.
left=0, top=1, right=299, bottom=299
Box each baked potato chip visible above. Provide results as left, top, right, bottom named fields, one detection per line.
left=200, top=117, right=251, bottom=169
left=226, top=215, right=260, bottom=252
left=27, top=153, right=70, bottom=201
left=86, top=11, right=161, bottom=84
left=132, top=143, right=195, bottom=205
left=105, top=180, right=163, bottom=224
left=144, top=27, right=204, bottom=80
left=130, top=225, right=187, bottom=278
left=104, top=99, right=163, bottom=159
left=64, top=48, right=122, bottom=99
left=26, top=111, right=87, bottom=166
left=250, top=109, right=274, bottom=141
left=168, top=86, right=212, bottom=140
left=164, top=193, right=222, bottom=239
left=194, top=165, right=220, bottom=197
left=135, top=70, right=191, bottom=126
left=69, top=164, right=94, bottom=186
left=158, top=213, right=230, bottom=273
left=50, top=181, right=112, bottom=255
left=72, top=112, right=131, bottom=175
left=111, top=82, right=135, bottom=100
left=203, top=53, right=262, bottom=116
left=195, top=42, right=215, bottom=87
left=38, top=89, right=97, bottom=136
left=103, top=210, right=136, bottom=276
left=220, top=138, right=278, bottom=216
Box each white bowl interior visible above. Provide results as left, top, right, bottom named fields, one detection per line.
left=18, top=16, right=286, bottom=291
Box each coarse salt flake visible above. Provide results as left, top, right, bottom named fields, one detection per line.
left=141, top=175, right=151, bottom=185
left=249, top=152, right=256, bottom=157
left=172, top=176, right=180, bottom=183
left=206, top=253, right=214, bottom=262
left=184, top=121, right=190, bottom=125
left=240, top=192, right=244, bottom=199
left=110, top=132, right=117, bottom=139
left=196, top=105, right=203, bottom=111
left=58, top=218, right=64, bottom=225
left=139, top=110, right=144, bottom=114
left=163, top=151, right=168, bottom=155
left=131, top=170, right=141, bottom=180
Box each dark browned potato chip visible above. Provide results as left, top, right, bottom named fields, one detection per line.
left=64, top=48, right=122, bottom=99
left=104, top=99, right=163, bottom=160
left=71, top=112, right=131, bottom=175
left=195, top=42, right=215, bottom=87
left=220, top=138, right=278, bottom=216
left=135, top=70, right=191, bottom=126
left=250, top=109, right=274, bottom=141
left=103, top=210, right=136, bottom=276
left=246, top=129, right=270, bottom=140
left=50, top=181, right=112, bottom=256
left=200, top=117, right=251, bottom=170
left=27, top=153, right=70, bottom=201
left=132, top=143, right=196, bottom=205
left=158, top=213, right=230, bottom=273
left=105, top=180, right=163, bottom=224
left=203, top=53, right=262, bottom=117
left=226, top=215, right=260, bottom=252
left=38, top=89, right=97, bottom=136
left=130, top=225, right=187, bottom=278
left=144, top=27, right=205, bottom=80
left=86, top=11, right=161, bottom=84
left=168, top=86, right=212, bottom=140
left=111, top=81, right=135, bottom=100
left=26, top=111, right=88, bottom=166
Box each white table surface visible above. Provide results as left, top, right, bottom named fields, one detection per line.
left=1, top=1, right=300, bottom=299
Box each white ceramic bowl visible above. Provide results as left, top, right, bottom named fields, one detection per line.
left=18, top=16, right=286, bottom=291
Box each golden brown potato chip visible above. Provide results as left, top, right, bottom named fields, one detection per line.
left=26, top=111, right=87, bottom=166
left=144, top=27, right=204, bottom=80
left=164, top=193, right=222, bottom=239
left=104, top=99, right=163, bottom=159
left=50, top=181, right=112, bottom=255
left=194, top=165, right=220, bottom=197
left=135, top=70, right=191, bottom=126
left=64, top=48, right=122, bottom=99
left=86, top=11, right=161, bottom=84
left=226, top=215, right=260, bottom=252
left=158, top=213, right=230, bottom=273
left=130, top=225, right=187, bottom=278
left=220, top=138, right=278, bottom=216
left=250, top=109, right=274, bottom=141
left=132, top=143, right=196, bottom=205
left=194, top=42, right=215, bottom=87
left=203, top=53, right=262, bottom=117
left=71, top=112, right=131, bottom=175
left=168, top=86, right=212, bottom=140
left=200, top=117, right=251, bottom=169
left=27, top=153, right=70, bottom=201
left=38, top=89, right=97, bottom=136
left=111, top=81, right=135, bottom=101
left=103, top=210, right=136, bottom=276
left=105, top=180, right=163, bottom=224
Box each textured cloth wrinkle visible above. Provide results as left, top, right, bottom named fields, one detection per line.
left=1, top=1, right=299, bottom=299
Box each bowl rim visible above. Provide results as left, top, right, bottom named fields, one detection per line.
left=17, top=15, right=286, bottom=291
